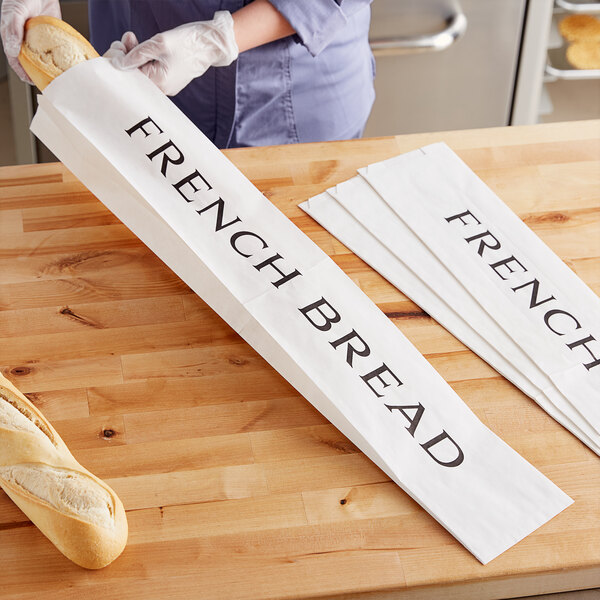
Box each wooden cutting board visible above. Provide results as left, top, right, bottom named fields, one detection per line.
left=0, top=121, right=599, bottom=600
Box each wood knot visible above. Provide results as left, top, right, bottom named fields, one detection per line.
left=229, top=358, right=248, bottom=366
left=524, top=212, right=570, bottom=226
left=10, top=366, right=31, bottom=376
left=318, top=437, right=357, bottom=454
left=59, top=306, right=100, bottom=328
left=44, top=250, right=121, bottom=275
left=102, top=428, right=116, bottom=439
left=384, top=310, right=430, bottom=320
left=339, top=498, right=347, bottom=506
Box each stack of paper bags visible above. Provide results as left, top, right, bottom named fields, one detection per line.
left=301, top=143, right=600, bottom=455
left=29, top=58, right=573, bottom=565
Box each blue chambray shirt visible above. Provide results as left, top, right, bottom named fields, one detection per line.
left=89, top=0, right=375, bottom=148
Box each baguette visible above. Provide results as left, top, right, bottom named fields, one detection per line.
left=18, top=15, right=98, bottom=91
left=0, top=373, right=127, bottom=569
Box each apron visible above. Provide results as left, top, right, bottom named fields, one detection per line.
left=89, top=0, right=374, bottom=148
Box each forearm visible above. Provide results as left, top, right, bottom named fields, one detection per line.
left=232, top=0, right=295, bottom=53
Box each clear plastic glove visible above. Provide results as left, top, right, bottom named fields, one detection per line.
left=108, top=11, right=239, bottom=96
left=103, top=31, right=139, bottom=62
left=0, top=0, right=61, bottom=83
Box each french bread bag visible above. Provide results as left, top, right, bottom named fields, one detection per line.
left=0, top=373, right=127, bottom=569
left=18, top=15, right=98, bottom=91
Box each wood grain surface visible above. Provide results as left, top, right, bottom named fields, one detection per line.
left=0, top=121, right=599, bottom=600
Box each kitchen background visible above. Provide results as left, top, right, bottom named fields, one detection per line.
left=0, top=2, right=598, bottom=599
left=1, top=0, right=600, bottom=166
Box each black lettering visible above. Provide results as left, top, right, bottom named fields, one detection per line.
left=254, top=254, right=301, bottom=288
left=512, top=278, right=556, bottom=309
left=361, top=363, right=402, bottom=398
left=465, top=230, right=502, bottom=257
left=567, top=335, right=600, bottom=371
left=125, top=116, right=163, bottom=138
left=173, top=170, right=212, bottom=203
left=196, top=198, right=241, bottom=232
left=330, top=329, right=371, bottom=367
left=299, top=298, right=341, bottom=332
left=489, top=255, right=528, bottom=281
left=421, top=431, right=464, bottom=468
left=385, top=403, right=424, bottom=437
left=543, top=309, right=582, bottom=336
left=147, top=140, right=185, bottom=176
left=445, top=210, right=481, bottom=227
left=230, top=230, right=268, bottom=257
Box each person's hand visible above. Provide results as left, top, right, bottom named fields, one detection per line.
left=0, top=0, right=61, bottom=83
left=103, top=31, right=139, bottom=62
left=108, top=11, right=239, bottom=96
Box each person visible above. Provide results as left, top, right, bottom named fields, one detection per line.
left=1, top=0, right=375, bottom=149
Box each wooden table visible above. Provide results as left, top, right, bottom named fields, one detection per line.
left=0, top=121, right=599, bottom=600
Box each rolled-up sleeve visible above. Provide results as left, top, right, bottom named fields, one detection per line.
left=268, top=0, right=372, bottom=57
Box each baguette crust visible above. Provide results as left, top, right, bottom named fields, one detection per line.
left=0, top=373, right=127, bottom=569
left=18, top=16, right=99, bottom=91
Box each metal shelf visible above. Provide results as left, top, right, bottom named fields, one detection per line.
left=546, top=10, right=600, bottom=80
left=545, top=45, right=600, bottom=79
left=555, top=0, right=600, bottom=14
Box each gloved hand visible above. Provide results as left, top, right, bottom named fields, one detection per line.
left=0, top=0, right=61, bottom=83
left=104, top=31, right=139, bottom=62
left=108, top=11, right=239, bottom=96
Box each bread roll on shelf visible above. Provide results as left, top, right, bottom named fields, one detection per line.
left=559, top=14, right=600, bottom=43
left=0, top=373, right=128, bottom=569
left=566, top=40, right=600, bottom=69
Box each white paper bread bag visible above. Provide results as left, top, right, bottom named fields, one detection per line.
left=300, top=188, right=600, bottom=454
left=30, top=58, right=572, bottom=564
left=360, top=143, right=600, bottom=434
left=300, top=173, right=600, bottom=454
